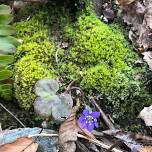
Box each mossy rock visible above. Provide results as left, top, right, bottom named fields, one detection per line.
left=14, top=2, right=152, bottom=132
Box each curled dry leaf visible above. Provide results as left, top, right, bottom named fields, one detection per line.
left=142, top=51, right=152, bottom=71
left=59, top=103, right=80, bottom=152
left=119, top=0, right=152, bottom=52
left=139, top=105, right=152, bottom=126
left=0, top=137, right=38, bottom=152
left=139, top=146, right=152, bottom=152
left=59, top=100, right=96, bottom=152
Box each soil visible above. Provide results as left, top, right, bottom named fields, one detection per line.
left=0, top=99, right=39, bottom=129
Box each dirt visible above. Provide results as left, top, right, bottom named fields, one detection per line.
left=0, top=99, right=39, bottom=130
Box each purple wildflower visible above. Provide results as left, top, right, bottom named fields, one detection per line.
left=79, top=109, right=100, bottom=132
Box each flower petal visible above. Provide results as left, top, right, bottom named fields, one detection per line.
left=91, top=112, right=100, bottom=118
left=81, top=121, right=88, bottom=129
left=79, top=115, right=85, bottom=123
left=82, top=110, right=89, bottom=116
left=87, top=122, right=94, bottom=132
left=94, top=119, right=99, bottom=128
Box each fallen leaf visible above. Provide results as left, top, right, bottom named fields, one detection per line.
left=117, top=0, right=135, bottom=6
left=0, top=137, right=38, bottom=152
left=119, top=0, right=152, bottom=51
left=103, top=8, right=115, bottom=21
left=59, top=103, right=80, bottom=152
left=103, top=130, right=143, bottom=151
left=59, top=100, right=96, bottom=152
left=139, top=105, right=152, bottom=126
left=142, top=51, right=152, bottom=70
left=139, top=146, right=152, bottom=152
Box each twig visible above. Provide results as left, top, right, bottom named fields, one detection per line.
left=90, top=97, right=115, bottom=130
left=77, top=134, right=123, bottom=152
left=27, top=133, right=123, bottom=152
left=28, top=133, right=58, bottom=138
left=0, top=103, right=26, bottom=128
left=65, top=80, right=77, bottom=93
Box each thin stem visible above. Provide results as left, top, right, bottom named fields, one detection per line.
left=0, top=103, right=26, bottom=128
left=90, top=97, right=115, bottom=130
left=28, top=133, right=58, bottom=138
left=77, top=134, right=123, bottom=152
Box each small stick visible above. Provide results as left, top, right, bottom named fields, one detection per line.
left=28, top=133, right=58, bottom=138
left=90, top=97, right=115, bottom=130
left=28, top=133, right=123, bottom=152
left=65, top=80, right=77, bottom=93
left=0, top=103, right=26, bottom=128
left=77, top=134, right=123, bottom=152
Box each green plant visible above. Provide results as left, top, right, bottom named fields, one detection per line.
left=59, top=13, right=152, bottom=124
left=14, top=56, right=55, bottom=109
left=0, top=4, right=20, bottom=100
left=15, top=41, right=56, bottom=66
left=14, top=7, right=61, bottom=109
left=34, top=78, right=73, bottom=121
left=14, top=2, right=152, bottom=131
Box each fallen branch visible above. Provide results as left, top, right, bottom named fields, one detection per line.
left=90, top=97, right=115, bottom=130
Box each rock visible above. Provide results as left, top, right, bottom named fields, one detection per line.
left=0, top=128, right=59, bottom=152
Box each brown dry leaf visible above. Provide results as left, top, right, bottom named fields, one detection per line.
left=59, top=103, right=80, bottom=152
left=103, top=8, right=115, bottom=21
left=59, top=100, right=96, bottom=152
left=103, top=130, right=143, bottom=151
left=142, top=51, right=152, bottom=71
left=139, top=146, right=152, bottom=152
left=117, top=0, right=135, bottom=6
left=119, top=0, right=152, bottom=52
left=0, top=137, right=38, bottom=152
left=139, top=105, right=152, bottom=126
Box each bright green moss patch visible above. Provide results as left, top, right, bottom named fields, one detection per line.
left=14, top=2, right=152, bottom=132
left=15, top=41, right=55, bottom=66
left=14, top=56, right=55, bottom=109
left=59, top=12, right=152, bottom=127
left=14, top=6, right=57, bottom=109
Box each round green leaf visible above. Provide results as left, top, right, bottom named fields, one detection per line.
left=35, top=78, right=59, bottom=97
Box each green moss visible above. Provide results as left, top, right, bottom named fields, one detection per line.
left=59, top=12, right=152, bottom=126
left=15, top=12, right=49, bottom=43
left=14, top=56, right=55, bottom=109
left=14, top=2, right=152, bottom=131
left=14, top=6, right=58, bottom=109
left=15, top=41, right=55, bottom=66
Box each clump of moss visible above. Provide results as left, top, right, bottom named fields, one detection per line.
left=60, top=12, right=152, bottom=127
left=15, top=41, right=55, bottom=66
left=14, top=56, right=55, bottom=109
left=14, top=5, right=58, bottom=109
left=14, top=2, right=152, bottom=132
